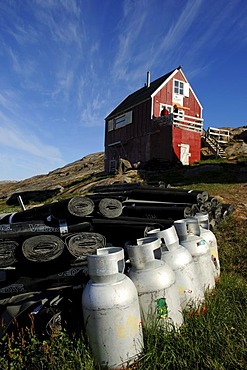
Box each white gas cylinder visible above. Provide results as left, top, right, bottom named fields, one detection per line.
left=174, top=219, right=215, bottom=293
left=127, top=238, right=183, bottom=330
left=194, top=212, right=220, bottom=279
left=82, top=247, right=143, bottom=369
left=148, top=226, right=204, bottom=309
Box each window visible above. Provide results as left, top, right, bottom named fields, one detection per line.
left=115, top=115, right=126, bottom=128
left=160, top=104, right=172, bottom=114
left=174, top=80, right=184, bottom=95
left=108, top=119, right=114, bottom=131
left=107, top=110, right=132, bottom=131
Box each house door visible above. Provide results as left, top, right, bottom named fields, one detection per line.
left=180, top=144, right=191, bottom=165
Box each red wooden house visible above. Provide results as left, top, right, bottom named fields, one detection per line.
left=104, top=66, right=203, bottom=173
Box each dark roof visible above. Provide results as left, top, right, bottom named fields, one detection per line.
left=106, top=67, right=179, bottom=119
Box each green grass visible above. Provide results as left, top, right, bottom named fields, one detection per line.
left=0, top=330, right=96, bottom=370
left=169, top=182, right=240, bottom=193
left=137, top=273, right=247, bottom=370
left=215, top=217, right=247, bottom=278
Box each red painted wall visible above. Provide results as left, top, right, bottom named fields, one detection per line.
left=172, top=125, right=201, bottom=163
left=153, top=70, right=202, bottom=119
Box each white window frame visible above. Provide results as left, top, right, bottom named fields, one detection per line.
left=174, top=79, right=184, bottom=95
left=160, top=104, right=172, bottom=115
left=173, top=80, right=190, bottom=97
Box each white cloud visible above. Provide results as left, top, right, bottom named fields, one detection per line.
left=0, top=149, right=64, bottom=181
left=0, top=90, right=23, bottom=116
left=51, top=69, right=75, bottom=102
left=7, top=23, right=41, bottom=45
left=112, top=1, right=149, bottom=81
left=147, top=0, right=203, bottom=69
left=35, top=0, right=80, bottom=16
left=186, top=2, right=242, bottom=55
left=0, top=121, right=63, bottom=163
left=33, top=0, right=84, bottom=46
left=79, top=92, right=107, bottom=128
left=6, top=46, right=36, bottom=78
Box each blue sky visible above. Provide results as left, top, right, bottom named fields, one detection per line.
left=0, top=0, right=246, bottom=181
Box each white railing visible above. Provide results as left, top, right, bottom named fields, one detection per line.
left=173, top=114, right=203, bottom=133
left=153, top=114, right=203, bottom=133
left=207, top=127, right=230, bottom=144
